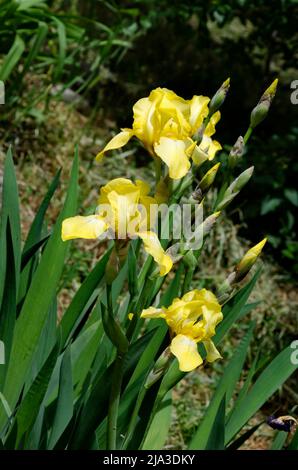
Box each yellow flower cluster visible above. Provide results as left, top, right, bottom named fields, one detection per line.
left=96, top=87, right=221, bottom=179
left=62, top=178, right=172, bottom=276
left=141, top=289, right=223, bottom=372
left=62, top=87, right=224, bottom=372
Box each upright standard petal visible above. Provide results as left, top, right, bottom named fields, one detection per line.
left=170, top=334, right=203, bottom=372
left=188, top=95, right=210, bottom=134
left=62, top=215, right=107, bottom=241
left=132, top=94, right=161, bottom=149
left=154, top=137, right=191, bottom=180
left=95, top=128, right=134, bottom=161
left=138, top=231, right=173, bottom=276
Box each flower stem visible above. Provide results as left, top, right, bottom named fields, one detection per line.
left=243, top=126, right=253, bottom=144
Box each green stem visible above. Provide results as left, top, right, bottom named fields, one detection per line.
left=154, top=157, right=162, bottom=184
left=107, top=351, right=126, bottom=450
left=243, top=126, right=253, bottom=144
left=181, top=266, right=195, bottom=294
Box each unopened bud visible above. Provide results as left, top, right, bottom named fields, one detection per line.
left=193, top=163, right=220, bottom=201
left=166, top=243, right=183, bottom=263
left=217, top=167, right=254, bottom=210
left=202, top=211, right=221, bottom=236
left=209, top=78, right=230, bottom=116
left=229, top=166, right=254, bottom=193
left=144, top=347, right=172, bottom=389
left=228, top=136, right=245, bottom=168
left=101, top=302, right=129, bottom=354
left=250, top=79, right=278, bottom=129
left=235, top=238, right=267, bottom=282
left=183, top=211, right=220, bottom=250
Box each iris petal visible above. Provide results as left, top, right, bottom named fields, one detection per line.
left=96, top=128, right=134, bottom=161
left=170, top=334, right=203, bottom=372
left=154, top=137, right=191, bottom=180
left=138, top=230, right=173, bottom=276
left=62, top=215, right=107, bottom=241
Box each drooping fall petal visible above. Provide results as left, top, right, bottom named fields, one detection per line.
left=203, top=340, right=222, bottom=363
left=154, top=137, right=191, bottom=179
left=170, top=334, right=203, bottom=372
left=138, top=230, right=173, bottom=276
left=96, top=128, right=134, bottom=161
left=140, top=306, right=165, bottom=319
left=62, top=215, right=108, bottom=241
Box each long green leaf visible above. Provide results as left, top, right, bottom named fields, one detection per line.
left=271, top=430, right=287, bottom=450
left=0, top=149, right=78, bottom=428
left=7, top=346, right=58, bottom=448
left=189, top=324, right=254, bottom=449
left=0, top=35, right=25, bottom=81
left=0, top=148, right=21, bottom=308
left=205, top=394, right=225, bottom=450
left=142, top=392, right=172, bottom=450
left=48, top=347, right=73, bottom=449
left=59, top=246, right=112, bottom=346
left=0, top=221, right=16, bottom=386
left=225, top=345, right=298, bottom=444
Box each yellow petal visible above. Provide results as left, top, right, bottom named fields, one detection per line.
left=135, top=179, right=151, bottom=196
left=207, top=139, right=222, bottom=160
left=107, top=191, right=136, bottom=238
left=132, top=95, right=161, bottom=149
left=154, top=137, right=191, bottom=180
left=98, top=178, right=140, bottom=205
left=201, top=304, right=223, bottom=338
left=191, top=144, right=209, bottom=167
left=170, top=334, right=203, bottom=372
left=138, top=231, right=173, bottom=276
left=188, top=95, right=210, bottom=134
left=62, top=215, right=107, bottom=241
left=95, top=128, right=133, bottom=161
left=198, top=135, right=222, bottom=161
left=205, top=111, right=221, bottom=137
left=203, top=340, right=222, bottom=363
left=140, top=306, right=165, bottom=319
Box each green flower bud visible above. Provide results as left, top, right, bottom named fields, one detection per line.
left=228, top=135, right=244, bottom=168
left=101, top=301, right=129, bottom=354
left=193, top=163, right=221, bottom=201
left=250, top=79, right=278, bottom=129
left=144, top=347, right=172, bottom=389
left=217, top=167, right=254, bottom=210
left=229, top=166, right=254, bottom=193
left=235, top=238, right=267, bottom=282
left=202, top=211, right=221, bottom=236
left=209, top=78, right=230, bottom=116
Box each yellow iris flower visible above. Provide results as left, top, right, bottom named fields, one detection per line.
left=62, top=178, right=173, bottom=276
left=96, top=88, right=222, bottom=180
left=140, top=289, right=223, bottom=372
